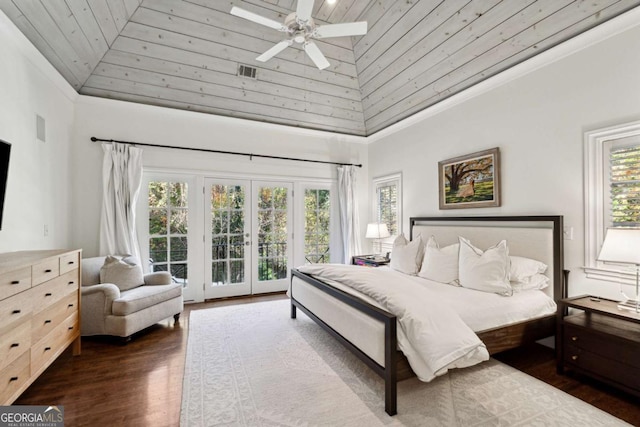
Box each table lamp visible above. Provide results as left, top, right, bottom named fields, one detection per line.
left=365, top=223, right=390, bottom=255
left=597, top=228, right=640, bottom=312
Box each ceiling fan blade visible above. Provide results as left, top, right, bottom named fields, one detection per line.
left=296, top=0, right=314, bottom=22
left=304, top=41, right=330, bottom=70
left=256, top=40, right=293, bottom=62
left=314, top=21, right=368, bottom=38
left=230, top=6, right=286, bottom=32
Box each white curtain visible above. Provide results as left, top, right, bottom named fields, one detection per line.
left=99, top=142, right=143, bottom=260
left=337, top=165, right=362, bottom=263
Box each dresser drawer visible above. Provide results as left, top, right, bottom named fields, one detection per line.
left=60, top=252, right=79, bottom=275
left=32, top=258, right=59, bottom=286
left=0, top=288, right=33, bottom=331
left=564, top=323, right=640, bottom=369
left=0, top=267, right=31, bottom=301
left=0, top=350, right=30, bottom=405
left=0, top=321, right=31, bottom=370
left=31, top=270, right=79, bottom=314
left=564, top=342, right=640, bottom=392
left=31, top=293, right=78, bottom=344
left=31, top=312, right=78, bottom=376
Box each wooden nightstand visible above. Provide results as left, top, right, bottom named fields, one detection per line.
left=557, top=295, right=640, bottom=398
left=351, top=255, right=390, bottom=267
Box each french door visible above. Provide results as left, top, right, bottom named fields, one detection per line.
left=204, top=178, right=293, bottom=299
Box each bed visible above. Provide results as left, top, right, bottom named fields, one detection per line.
left=289, top=215, right=565, bottom=415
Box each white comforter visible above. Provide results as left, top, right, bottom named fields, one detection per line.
left=296, top=264, right=490, bottom=381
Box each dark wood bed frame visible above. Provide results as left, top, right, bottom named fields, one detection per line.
left=290, top=215, right=566, bottom=416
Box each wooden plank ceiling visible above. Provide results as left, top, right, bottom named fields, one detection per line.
left=2, top=0, right=639, bottom=136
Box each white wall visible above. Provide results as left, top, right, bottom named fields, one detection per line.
left=367, top=17, right=640, bottom=299
left=71, top=96, right=368, bottom=258
left=0, top=12, right=77, bottom=253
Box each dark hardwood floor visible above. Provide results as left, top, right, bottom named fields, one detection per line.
left=15, top=294, right=640, bottom=426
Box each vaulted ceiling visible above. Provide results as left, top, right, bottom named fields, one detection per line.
left=2, top=0, right=639, bottom=136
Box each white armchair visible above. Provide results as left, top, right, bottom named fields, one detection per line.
left=80, top=256, right=183, bottom=340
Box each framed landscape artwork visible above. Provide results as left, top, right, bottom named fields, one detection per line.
left=438, top=147, right=501, bottom=210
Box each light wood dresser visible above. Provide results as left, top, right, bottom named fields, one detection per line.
left=0, top=249, right=81, bottom=404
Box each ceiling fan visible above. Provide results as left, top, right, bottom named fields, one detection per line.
left=230, top=0, right=367, bottom=70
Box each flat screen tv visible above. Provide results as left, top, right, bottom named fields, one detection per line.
left=0, top=139, right=10, bottom=230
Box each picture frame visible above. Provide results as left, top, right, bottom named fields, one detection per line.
left=438, top=147, right=500, bottom=210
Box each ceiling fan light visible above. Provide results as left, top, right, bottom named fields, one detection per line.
left=294, top=34, right=306, bottom=43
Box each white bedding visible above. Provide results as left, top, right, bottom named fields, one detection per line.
left=325, top=266, right=557, bottom=333
left=296, top=264, right=490, bottom=382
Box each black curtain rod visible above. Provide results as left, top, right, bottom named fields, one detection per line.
left=90, top=137, right=362, bottom=168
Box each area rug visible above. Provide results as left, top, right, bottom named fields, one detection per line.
left=180, top=299, right=628, bottom=426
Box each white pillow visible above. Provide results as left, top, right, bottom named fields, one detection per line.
left=390, top=234, right=424, bottom=275
left=418, top=236, right=459, bottom=284
left=510, top=256, right=547, bottom=282
left=458, top=237, right=512, bottom=296
left=511, top=273, right=549, bottom=291
left=100, top=255, right=144, bottom=292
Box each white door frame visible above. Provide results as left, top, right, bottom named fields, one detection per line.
left=203, top=178, right=252, bottom=299
left=138, top=169, right=335, bottom=303
left=251, top=180, right=293, bottom=294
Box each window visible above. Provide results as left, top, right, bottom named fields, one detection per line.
left=584, top=120, right=640, bottom=284
left=148, top=181, right=188, bottom=285
left=304, top=188, right=331, bottom=263
left=372, top=174, right=402, bottom=253
left=609, top=144, right=640, bottom=228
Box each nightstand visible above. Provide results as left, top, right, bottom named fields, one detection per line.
left=351, top=255, right=390, bottom=267
left=557, top=295, right=640, bottom=398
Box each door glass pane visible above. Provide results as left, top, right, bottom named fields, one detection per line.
left=148, top=181, right=188, bottom=286
left=257, top=186, right=288, bottom=281
left=304, top=189, right=331, bottom=263
left=210, top=184, right=246, bottom=286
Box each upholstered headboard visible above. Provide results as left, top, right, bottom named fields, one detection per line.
left=410, top=216, right=565, bottom=300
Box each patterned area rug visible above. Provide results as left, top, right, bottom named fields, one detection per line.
left=180, top=299, right=628, bottom=426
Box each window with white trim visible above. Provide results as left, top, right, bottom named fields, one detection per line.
left=372, top=173, right=402, bottom=252
left=584, top=120, right=640, bottom=284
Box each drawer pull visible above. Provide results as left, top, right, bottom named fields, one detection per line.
left=44, top=347, right=51, bottom=352
left=45, top=293, right=52, bottom=297
left=68, top=281, right=75, bottom=285
left=11, top=309, right=21, bottom=314
left=10, top=280, right=20, bottom=285
left=10, top=343, right=19, bottom=348
left=9, top=377, right=18, bottom=382
left=45, top=269, right=52, bottom=273
left=68, top=304, right=74, bottom=308
left=571, top=336, right=578, bottom=341
left=68, top=261, right=75, bottom=265
left=68, top=326, right=74, bottom=331
left=44, top=320, right=52, bottom=324
left=571, top=355, right=578, bottom=361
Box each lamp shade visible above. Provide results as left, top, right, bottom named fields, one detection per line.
left=598, top=228, right=640, bottom=265
left=365, top=223, right=390, bottom=239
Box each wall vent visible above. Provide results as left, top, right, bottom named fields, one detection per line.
left=237, top=64, right=257, bottom=79
left=36, top=114, right=46, bottom=142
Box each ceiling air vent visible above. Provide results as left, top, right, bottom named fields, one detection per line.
left=237, top=64, right=257, bottom=79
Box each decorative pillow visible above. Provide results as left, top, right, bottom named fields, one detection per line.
left=458, top=237, right=512, bottom=296
left=511, top=273, right=549, bottom=291
left=509, top=256, right=547, bottom=282
left=418, top=236, right=460, bottom=284
left=100, top=255, right=144, bottom=291
left=390, top=234, right=424, bottom=275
